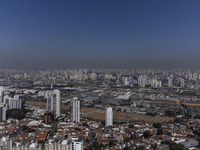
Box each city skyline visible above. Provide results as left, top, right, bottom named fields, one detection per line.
left=0, top=67, right=200, bottom=149
left=1, top=0, right=200, bottom=69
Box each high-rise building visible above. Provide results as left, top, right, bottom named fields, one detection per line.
left=180, top=78, right=185, bottom=88
left=0, top=103, right=7, bottom=122
left=69, top=138, right=83, bottom=150
left=72, top=97, right=80, bottom=122
left=105, top=107, right=113, bottom=126
left=151, top=79, right=162, bottom=87
left=44, top=111, right=54, bottom=124
left=0, top=86, right=4, bottom=103
left=46, top=90, right=60, bottom=118
left=4, top=95, right=22, bottom=110
left=168, top=77, right=173, bottom=87
left=138, top=76, right=147, bottom=87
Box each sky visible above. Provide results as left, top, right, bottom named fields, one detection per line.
left=0, top=0, right=200, bottom=69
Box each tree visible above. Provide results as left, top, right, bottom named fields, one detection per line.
left=85, top=138, right=90, bottom=144
left=153, top=123, right=161, bottom=129
left=130, top=134, right=138, bottom=140
left=92, top=142, right=103, bottom=150
left=135, top=146, right=146, bottom=150
left=151, top=143, right=157, bottom=150
left=165, top=111, right=175, bottom=117
left=38, top=140, right=45, bottom=149
left=196, top=138, right=200, bottom=148
left=124, top=137, right=130, bottom=143
left=146, top=112, right=156, bottom=116
left=82, top=123, right=89, bottom=127
left=193, top=129, right=199, bottom=136
left=143, top=131, right=151, bottom=138
left=129, top=124, right=134, bottom=128
left=123, top=146, right=131, bottom=150
left=174, top=118, right=184, bottom=123
left=84, top=146, right=93, bottom=150
left=157, top=129, right=164, bottom=135
left=161, top=141, right=184, bottom=150
left=22, top=125, right=34, bottom=132
left=101, top=121, right=105, bottom=126
left=6, top=108, right=28, bottom=120
left=109, top=140, right=116, bottom=147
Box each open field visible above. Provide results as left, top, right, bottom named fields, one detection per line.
left=25, top=101, right=174, bottom=123
left=81, top=107, right=174, bottom=123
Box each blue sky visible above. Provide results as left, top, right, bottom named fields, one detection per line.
left=0, top=0, right=200, bottom=69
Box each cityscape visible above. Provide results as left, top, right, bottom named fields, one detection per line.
left=0, top=69, right=200, bottom=149
left=1, top=0, right=200, bottom=150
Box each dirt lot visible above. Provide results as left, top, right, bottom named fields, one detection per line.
left=26, top=101, right=174, bottom=123
left=81, top=107, right=173, bottom=123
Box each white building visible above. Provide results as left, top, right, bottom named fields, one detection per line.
left=0, top=103, right=7, bottom=122
left=180, top=78, right=185, bottom=88
left=105, top=107, right=113, bottom=127
left=0, top=87, right=4, bottom=103
left=46, top=90, right=60, bottom=118
left=72, top=97, right=80, bottom=123
left=90, top=72, right=97, bottom=80
left=45, top=138, right=83, bottom=150
left=138, top=76, right=147, bottom=87
left=122, top=77, right=129, bottom=85
left=168, top=77, right=173, bottom=87
left=3, top=95, right=21, bottom=110
left=45, top=139, right=69, bottom=150
left=69, top=138, right=83, bottom=150
left=151, top=79, right=162, bottom=87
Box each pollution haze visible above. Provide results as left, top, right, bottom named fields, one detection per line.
left=0, top=0, right=200, bottom=69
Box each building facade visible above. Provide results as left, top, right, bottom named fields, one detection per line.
left=105, top=107, right=113, bottom=126
left=69, top=138, right=83, bottom=150
left=0, top=103, right=7, bottom=122
left=72, top=97, right=80, bottom=123
left=0, top=87, right=4, bottom=103
left=46, top=90, right=60, bottom=118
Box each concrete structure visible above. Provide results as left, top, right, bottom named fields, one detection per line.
left=4, top=95, right=22, bottom=110
left=72, top=97, right=80, bottom=122
left=151, top=79, right=162, bottom=87
left=0, top=87, right=4, bottom=103
left=0, top=103, right=7, bottom=122
left=105, top=107, right=113, bottom=126
left=180, top=78, right=185, bottom=88
left=138, top=76, right=147, bottom=87
left=180, top=139, right=199, bottom=149
left=168, top=77, right=173, bottom=87
left=69, top=138, right=83, bottom=150
left=45, top=140, right=69, bottom=150
left=46, top=90, right=60, bottom=118
left=44, top=111, right=54, bottom=124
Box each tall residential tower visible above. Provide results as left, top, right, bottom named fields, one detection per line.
left=72, top=97, right=80, bottom=122
left=0, top=86, right=4, bottom=103
left=105, top=107, right=113, bottom=126
left=0, top=103, right=7, bottom=122
left=46, top=90, right=60, bottom=118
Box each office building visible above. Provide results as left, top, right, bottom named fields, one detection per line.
left=46, top=90, right=60, bottom=118
left=105, top=107, right=113, bottom=126
left=72, top=97, right=80, bottom=122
